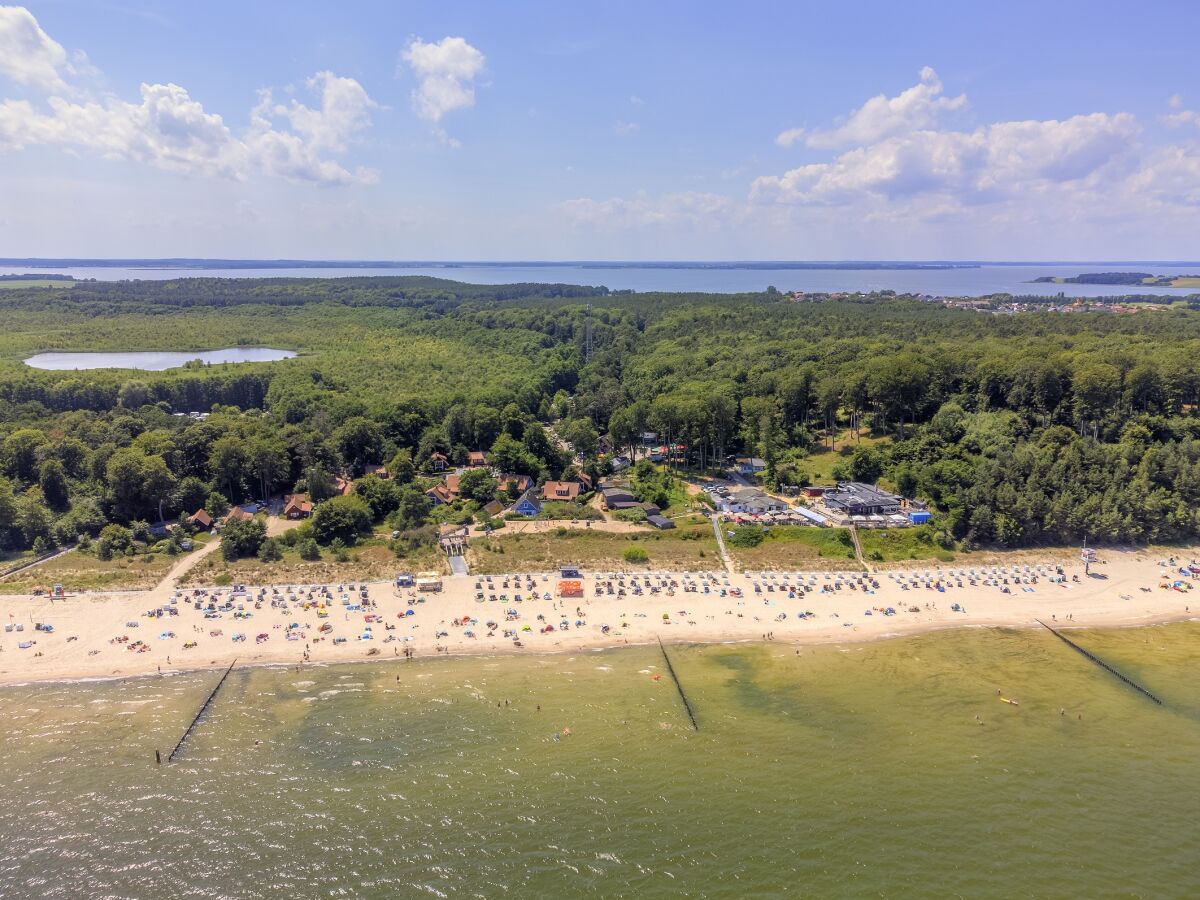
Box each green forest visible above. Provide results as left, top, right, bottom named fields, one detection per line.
left=1, top=275, right=1199, bottom=560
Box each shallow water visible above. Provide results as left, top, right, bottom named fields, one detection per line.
left=24, top=348, right=296, bottom=371
left=1, top=624, right=1198, bottom=897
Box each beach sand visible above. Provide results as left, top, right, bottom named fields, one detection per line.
left=0, top=546, right=1196, bottom=686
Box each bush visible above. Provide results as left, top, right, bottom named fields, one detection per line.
left=220, top=518, right=266, bottom=561
left=727, top=527, right=765, bottom=548
left=298, top=538, right=321, bottom=561
left=623, top=546, right=649, bottom=563
left=258, top=538, right=283, bottom=562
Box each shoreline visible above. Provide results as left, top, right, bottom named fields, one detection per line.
left=3, top=611, right=1196, bottom=691
left=2, top=544, right=1197, bottom=688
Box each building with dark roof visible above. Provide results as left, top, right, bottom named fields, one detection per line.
left=823, top=482, right=902, bottom=516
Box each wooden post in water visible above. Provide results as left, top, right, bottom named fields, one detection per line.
left=658, top=637, right=699, bottom=730
left=168, top=658, right=239, bottom=763
left=1036, top=620, right=1162, bottom=706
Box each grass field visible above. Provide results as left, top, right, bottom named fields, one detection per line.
left=179, top=538, right=443, bottom=586
left=857, top=526, right=956, bottom=565
left=795, top=431, right=892, bottom=485
left=468, top=523, right=719, bottom=573
left=724, top=525, right=862, bottom=572
left=0, top=548, right=177, bottom=593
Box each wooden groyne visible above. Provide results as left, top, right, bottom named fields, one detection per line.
left=165, top=658, right=238, bottom=763
left=1036, top=620, right=1162, bottom=706
left=657, top=637, right=699, bottom=730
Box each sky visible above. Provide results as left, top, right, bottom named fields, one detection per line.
left=1, top=0, right=1199, bottom=260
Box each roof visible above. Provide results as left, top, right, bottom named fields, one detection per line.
left=508, top=488, right=542, bottom=515
left=444, top=473, right=462, bottom=496
left=364, top=464, right=389, bottom=478
left=224, top=506, right=255, bottom=524
left=334, top=476, right=353, bottom=496
left=425, top=483, right=453, bottom=504
left=498, top=473, right=533, bottom=492
left=792, top=506, right=828, bottom=525
left=482, top=500, right=505, bottom=517
left=541, top=480, right=582, bottom=501
left=283, top=493, right=312, bottom=516
left=188, top=509, right=213, bottom=528
left=647, top=514, right=676, bottom=529
left=430, top=451, right=449, bottom=462
left=467, top=451, right=488, bottom=465
left=826, top=481, right=900, bottom=505
left=736, top=457, right=767, bottom=467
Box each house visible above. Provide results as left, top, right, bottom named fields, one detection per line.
left=497, top=473, right=533, bottom=495
left=482, top=499, right=505, bottom=518
left=541, top=480, right=582, bottom=502
left=222, top=505, right=256, bottom=527
left=188, top=509, right=213, bottom=530
left=444, top=473, right=462, bottom=499
left=724, top=486, right=786, bottom=515
left=735, top=457, right=768, bottom=475
left=509, top=488, right=542, bottom=517
left=364, top=464, right=390, bottom=479
left=467, top=451, right=488, bottom=468
left=647, top=514, right=676, bottom=530
left=823, top=482, right=902, bottom=517
left=576, top=471, right=593, bottom=492
left=282, top=493, right=313, bottom=519
left=429, top=451, right=449, bottom=472
left=334, top=475, right=353, bottom=497
left=425, top=483, right=454, bottom=506
left=601, top=487, right=638, bottom=510
left=610, top=454, right=632, bottom=472
left=640, top=431, right=658, bottom=447
left=802, top=486, right=830, bottom=499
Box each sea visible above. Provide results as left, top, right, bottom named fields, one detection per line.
left=2, top=261, right=1200, bottom=298
left=2, top=623, right=1198, bottom=898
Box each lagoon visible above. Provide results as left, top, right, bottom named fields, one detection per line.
left=24, top=347, right=296, bottom=371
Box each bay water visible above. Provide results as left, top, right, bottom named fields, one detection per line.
left=1, top=623, right=1198, bottom=897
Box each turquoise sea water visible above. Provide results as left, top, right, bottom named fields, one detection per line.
left=1, top=624, right=1198, bottom=897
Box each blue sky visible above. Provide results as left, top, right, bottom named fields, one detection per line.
left=1, top=0, right=1199, bottom=259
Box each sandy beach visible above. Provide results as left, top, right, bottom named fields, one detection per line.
left=1, top=546, right=1197, bottom=687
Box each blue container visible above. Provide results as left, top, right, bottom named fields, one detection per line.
left=909, top=511, right=932, bottom=524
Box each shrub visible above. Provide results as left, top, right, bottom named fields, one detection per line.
left=258, top=538, right=284, bottom=562
left=727, top=527, right=765, bottom=548
left=623, top=546, right=649, bottom=563
left=311, top=496, right=372, bottom=545
left=298, top=538, right=321, bottom=561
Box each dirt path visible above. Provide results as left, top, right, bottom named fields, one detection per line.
left=153, top=538, right=224, bottom=593
left=709, top=515, right=734, bottom=573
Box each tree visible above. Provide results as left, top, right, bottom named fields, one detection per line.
left=387, top=448, right=416, bottom=484
left=247, top=436, right=289, bottom=503
left=208, top=436, right=248, bottom=502
left=38, top=459, right=69, bottom=511
left=334, top=417, right=384, bottom=474
left=392, top=485, right=432, bottom=530
left=258, top=537, right=284, bottom=562
left=354, top=474, right=401, bottom=519
left=560, top=417, right=599, bottom=458
left=174, top=476, right=211, bottom=515
left=117, top=380, right=151, bottom=409
left=489, top=433, right=539, bottom=476
left=457, top=468, right=498, bottom=504
left=221, top=517, right=267, bottom=561
left=311, top=495, right=372, bottom=545
left=2, top=429, right=46, bottom=483
left=106, top=449, right=176, bottom=522
left=205, top=491, right=230, bottom=519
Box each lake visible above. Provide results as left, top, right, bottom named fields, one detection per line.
left=1, top=624, right=1198, bottom=897
left=3, top=261, right=1200, bottom=297
left=24, top=347, right=297, bottom=371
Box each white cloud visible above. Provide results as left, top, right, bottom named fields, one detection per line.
left=560, top=191, right=735, bottom=229
left=755, top=110, right=1140, bottom=207
left=775, top=126, right=806, bottom=147
left=778, top=66, right=967, bottom=151
left=402, top=35, right=485, bottom=140
left=613, top=119, right=638, bottom=136
left=0, top=8, right=378, bottom=184
left=1169, top=93, right=1184, bottom=110
left=0, top=5, right=72, bottom=92
left=629, top=94, right=643, bottom=106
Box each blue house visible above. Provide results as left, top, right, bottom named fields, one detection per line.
left=509, top=488, right=542, bottom=517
